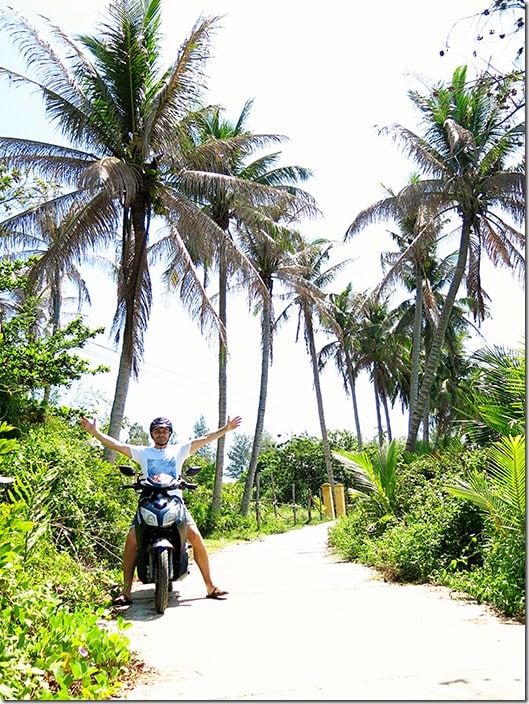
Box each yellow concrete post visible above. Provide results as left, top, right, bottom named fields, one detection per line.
left=321, top=483, right=335, bottom=519
left=333, top=483, right=346, bottom=517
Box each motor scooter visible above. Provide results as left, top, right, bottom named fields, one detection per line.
left=118, top=464, right=200, bottom=614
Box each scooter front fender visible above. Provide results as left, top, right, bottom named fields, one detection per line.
left=152, top=538, right=173, bottom=551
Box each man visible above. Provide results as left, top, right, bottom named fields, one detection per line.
left=80, top=413, right=242, bottom=605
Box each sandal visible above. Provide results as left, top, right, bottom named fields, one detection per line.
left=206, top=587, right=228, bottom=599
left=112, top=593, right=133, bottom=606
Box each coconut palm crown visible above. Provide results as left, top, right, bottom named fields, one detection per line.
left=346, top=65, right=525, bottom=451
left=0, top=0, right=286, bottom=443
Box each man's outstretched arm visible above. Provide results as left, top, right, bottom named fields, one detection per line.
left=189, top=415, right=242, bottom=455
left=80, top=417, right=133, bottom=459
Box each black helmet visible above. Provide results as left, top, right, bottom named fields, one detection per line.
left=149, top=417, right=173, bottom=433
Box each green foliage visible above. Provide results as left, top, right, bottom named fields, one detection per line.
left=186, top=478, right=259, bottom=537
left=332, top=439, right=401, bottom=519
left=191, top=415, right=215, bottom=462
left=368, top=515, right=447, bottom=583
left=327, top=503, right=374, bottom=561
left=225, top=432, right=252, bottom=479
left=1, top=414, right=133, bottom=566
left=0, top=163, right=55, bottom=215
left=362, top=498, right=480, bottom=583
left=255, top=432, right=355, bottom=506
left=0, top=313, right=106, bottom=393
left=183, top=483, right=214, bottom=533
left=437, top=435, right=526, bottom=617
left=0, top=503, right=131, bottom=700
left=0, top=258, right=109, bottom=424
left=0, top=421, right=19, bottom=457
left=126, top=422, right=149, bottom=445
left=446, top=435, right=525, bottom=535
left=329, top=463, right=484, bottom=583
left=328, top=428, right=359, bottom=452
left=27, top=607, right=131, bottom=700
left=457, top=345, right=525, bottom=443
left=437, top=530, right=525, bottom=620
left=329, top=441, right=524, bottom=620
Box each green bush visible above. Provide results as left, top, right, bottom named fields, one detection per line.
left=331, top=445, right=485, bottom=570
left=436, top=530, right=525, bottom=619
left=26, top=607, right=131, bottom=700
left=439, top=435, right=525, bottom=619
left=2, top=415, right=134, bottom=566
left=0, top=503, right=131, bottom=700
left=367, top=508, right=452, bottom=582
left=327, top=505, right=375, bottom=561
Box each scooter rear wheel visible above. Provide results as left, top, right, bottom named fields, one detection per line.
left=154, top=549, right=169, bottom=613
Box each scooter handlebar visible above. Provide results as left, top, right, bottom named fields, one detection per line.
left=119, top=478, right=198, bottom=491
left=179, top=481, right=198, bottom=490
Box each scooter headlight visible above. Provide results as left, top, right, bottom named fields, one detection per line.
left=162, top=504, right=179, bottom=527
left=139, top=506, right=158, bottom=526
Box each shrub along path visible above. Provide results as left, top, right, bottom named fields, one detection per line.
left=117, top=521, right=524, bottom=700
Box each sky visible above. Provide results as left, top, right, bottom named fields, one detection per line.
left=0, top=0, right=525, bottom=445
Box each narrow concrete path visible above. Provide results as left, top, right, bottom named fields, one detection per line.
left=117, top=521, right=525, bottom=701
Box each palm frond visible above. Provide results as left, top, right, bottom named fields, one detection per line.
left=333, top=441, right=400, bottom=517
left=158, top=226, right=226, bottom=347
left=488, top=434, right=525, bottom=525
left=148, top=15, right=222, bottom=147
left=0, top=136, right=97, bottom=185
left=446, top=435, right=525, bottom=534
left=332, top=449, right=377, bottom=493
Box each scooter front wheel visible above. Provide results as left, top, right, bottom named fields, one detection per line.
left=154, top=549, right=169, bottom=613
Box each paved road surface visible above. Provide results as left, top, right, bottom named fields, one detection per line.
left=117, top=521, right=525, bottom=701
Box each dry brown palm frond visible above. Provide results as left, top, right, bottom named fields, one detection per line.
left=79, top=157, right=141, bottom=202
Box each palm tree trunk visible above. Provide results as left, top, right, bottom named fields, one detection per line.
left=406, top=219, right=471, bottom=451
left=44, top=268, right=63, bottom=404
left=345, top=352, right=363, bottom=450
left=104, top=346, right=132, bottom=462
left=374, top=377, right=384, bottom=447
left=105, top=203, right=150, bottom=461
left=305, top=310, right=335, bottom=516
left=382, top=394, right=392, bottom=442
left=212, top=254, right=228, bottom=515
left=409, top=261, right=424, bottom=416
left=422, top=399, right=430, bottom=444
left=240, top=301, right=271, bottom=516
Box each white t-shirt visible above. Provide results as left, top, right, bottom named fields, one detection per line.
left=129, top=442, right=192, bottom=498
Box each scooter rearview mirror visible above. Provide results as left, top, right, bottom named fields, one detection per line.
left=118, top=465, right=136, bottom=476
left=185, top=466, right=202, bottom=476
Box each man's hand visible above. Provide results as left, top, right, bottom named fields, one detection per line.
left=226, top=416, right=242, bottom=432
left=80, top=417, right=97, bottom=435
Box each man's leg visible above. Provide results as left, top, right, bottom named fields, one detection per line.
left=121, top=526, right=137, bottom=598
left=186, top=523, right=227, bottom=597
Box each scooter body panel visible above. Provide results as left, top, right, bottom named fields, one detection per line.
left=118, top=467, right=199, bottom=608
left=134, top=481, right=189, bottom=584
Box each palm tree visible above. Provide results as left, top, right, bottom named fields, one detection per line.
left=350, top=65, right=525, bottom=451
left=352, top=294, right=403, bottom=446
left=236, top=221, right=312, bottom=516
left=318, top=283, right=364, bottom=450
left=367, top=199, right=481, bottom=444
left=346, top=177, right=444, bottom=441
left=446, top=434, right=525, bottom=537
left=332, top=439, right=401, bottom=522
left=0, top=1, right=258, bottom=458
left=152, top=100, right=317, bottom=515
left=277, top=238, right=347, bottom=515
left=0, top=203, right=105, bottom=334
